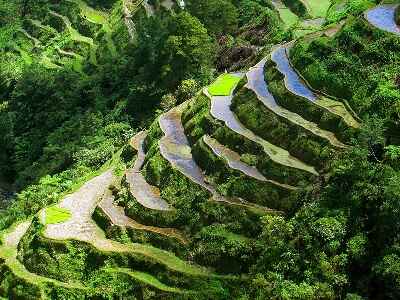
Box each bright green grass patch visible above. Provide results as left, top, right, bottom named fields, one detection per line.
left=45, top=206, right=71, bottom=224
left=279, top=8, right=300, bottom=28
left=208, top=74, right=242, bottom=96
left=306, top=0, right=331, bottom=18
left=68, top=0, right=108, bottom=25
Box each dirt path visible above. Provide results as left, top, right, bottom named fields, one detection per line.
left=123, top=0, right=146, bottom=39
left=29, top=19, right=58, bottom=35
left=18, top=29, right=42, bottom=48
left=49, top=10, right=98, bottom=64
left=57, top=47, right=83, bottom=59
left=143, top=0, right=155, bottom=16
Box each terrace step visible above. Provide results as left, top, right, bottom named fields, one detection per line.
left=29, top=19, right=58, bottom=35
left=158, top=102, right=284, bottom=215
left=204, top=87, right=318, bottom=175
left=18, top=29, right=42, bottom=48
left=56, top=47, right=83, bottom=59
left=271, top=45, right=360, bottom=129
left=41, top=170, right=208, bottom=276
left=98, top=188, right=187, bottom=244
left=364, top=4, right=400, bottom=35
left=49, top=10, right=98, bottom=64
left=67, top=0, right=117, bottom=56
left=271, top=0, right=299, bottom=29
left=246, top=58, right=347, bottom=149
left=126, top=131, right=172, bottom=211
left=301, top=0, right=331, bottom=18
left=104, top=268, right=187, bottom=293
left=0, top=221, right=85, bottom=291
left=202, top=135, right=297, bottom=191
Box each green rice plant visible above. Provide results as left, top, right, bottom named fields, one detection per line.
left=208, top=74, right=242, bottom=96
left=44, top=206, right=72, bottom=224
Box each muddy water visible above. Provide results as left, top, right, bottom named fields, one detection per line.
left=127, top=131, right=172, bottom=211
left=203, top=135, right=297, bottom=191
left=159, top=104, right=213, bottom=191
left=159, top=103, right=281, bottom=213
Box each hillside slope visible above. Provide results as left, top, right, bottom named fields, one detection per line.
left=1, top=0, right=400, bottom=299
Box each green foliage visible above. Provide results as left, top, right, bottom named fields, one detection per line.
left=291, top=18, right=400, bottom=122
left=208, top=74, right=242, bottom=96
left=264, top=59, right=356, bottom=142
left=374, top=253, right=400, bottom=299
left=0, top=165, right=91, bottom=231
left=134, top=11, right=216, bottom=95
left=282, top=0, right=310, bottom=18
left=175, top=79, right=199, bottom=103
left=384, top=145, right=400, bottom=169
left=191, top=138, right=295, bottom=211
left=160, top=93, right=178, bottom=112
left=236, top=0, right=284, bottom=44
left=326, top=0, right=376, bottom=24
left=182, top=93, right=312, bottom=185
left=2, top=0, right=400, bottom=299
left=347, top=234, right=367, bottom=260
left=0, top=101, right=14, bottom=180
left=0, top=265, right=42, bottom=299
left=231, top=88, right=333, bottom=169
left=187, top=0, right=239, bottom=35
left=44, top=206, right=71, bottom=224
left=193, top=224, right=256, bottom=273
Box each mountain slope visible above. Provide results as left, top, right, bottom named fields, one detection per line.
left=1, top=0, right=400, bottom=299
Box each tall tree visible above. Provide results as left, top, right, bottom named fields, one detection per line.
left=186, top=0, right=239, bottom=35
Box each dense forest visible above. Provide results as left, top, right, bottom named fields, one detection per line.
left=0, top=0, right=400, bottom=299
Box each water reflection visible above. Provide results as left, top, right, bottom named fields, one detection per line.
left=365, top=5, right=400, bottom=35
left=271, top=46, right=317, bottom=101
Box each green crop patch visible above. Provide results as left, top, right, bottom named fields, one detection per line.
left=107, top=268, right=185, bottom=293
left=44, top=206, right=72, bottom=224
left=307, top=0, right=331, bottom=18
left=280, top=8, right=299, bottom=28
left=208, top=74, right=242, bottom=96
left=69, top=0, right=108, bottom=25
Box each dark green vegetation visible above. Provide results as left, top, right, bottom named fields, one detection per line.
left=396, top=4, right=400, bottom=25
left=283, top=0, right=310, bottom=18
left=1, top=0, right=400, bottom=299
left=231, top=88, right=334, bottom=169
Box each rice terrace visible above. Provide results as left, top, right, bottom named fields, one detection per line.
left=0, top=0, right=400, bottom=299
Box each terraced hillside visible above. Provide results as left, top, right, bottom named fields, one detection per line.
left=1, top=0, right=400, bottom=299
left=0, top=0, right=151, bottom=74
